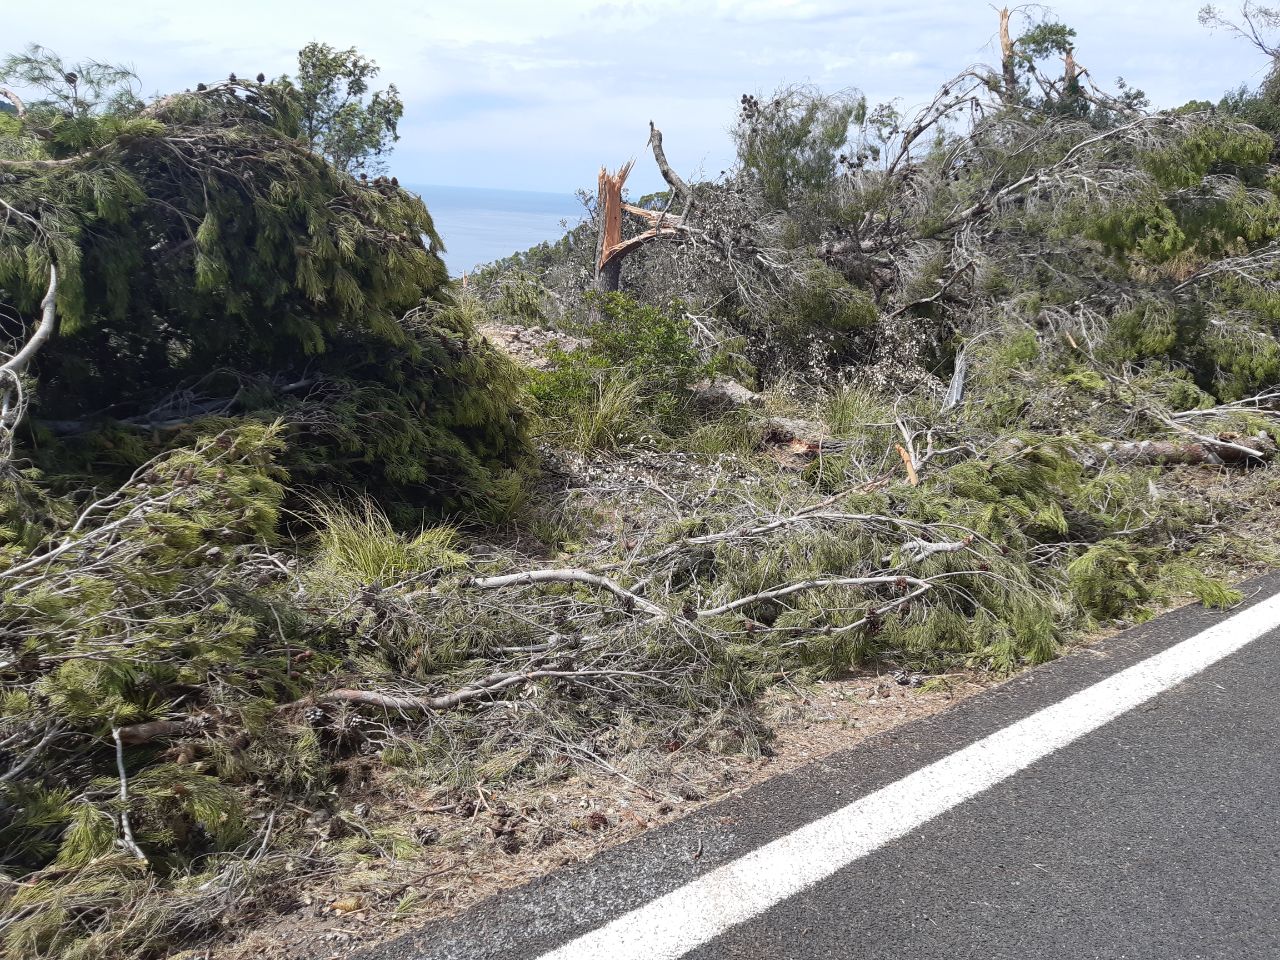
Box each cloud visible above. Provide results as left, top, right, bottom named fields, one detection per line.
left=1, top=0, right=1262, bottom=191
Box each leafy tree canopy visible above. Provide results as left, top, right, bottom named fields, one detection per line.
left=290, top=41, right=404, bottom=175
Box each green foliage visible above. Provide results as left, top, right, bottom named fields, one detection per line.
left=532, top=293, right=709, bottom=449
left=0, top=427, right=301, bottom=932
left=1218, top=80, right=1280, bottom=137
left=733, top=85, right=862, bottom=209
left=0, top=44, right=143, bottom=120
left=822, top=384, right=891, bottom=437
left=787, top=263, right=879, bottom=332
left=1091, top=125, right=1280, bottom=264
left=1100, top=294, right=1280, bottom=402
left=292, top=42, right=404, bottom=175
left=1017, top=22, right=1078, bottom=63
left=0, top=51, right=529, bottom=517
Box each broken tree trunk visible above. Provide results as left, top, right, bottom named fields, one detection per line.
left=999, top=7, right=1018, bottom=103
left=593, top=123, right=697, bottom=293
left=595, top=161, right=633, bottom=292
left=647, top=121, right=693, bottom=210
left=1064, top=48, right=1080, bottom=86
left=1097, top=434, right=1276, bottom=467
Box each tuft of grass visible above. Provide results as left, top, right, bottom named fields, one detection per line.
left=682, top=412, right=765, bottom=456
left=310, top=498, right=468, bottom=584
left=821, top=384, right=891, bottom=437
left=539, top=373, right=647, bottom=453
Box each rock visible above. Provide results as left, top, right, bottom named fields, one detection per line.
left=760, top=416, right=828, bottom=445
left=480, top=322, right=586, bottom=370
left=689, top=376, right=761, bottom=410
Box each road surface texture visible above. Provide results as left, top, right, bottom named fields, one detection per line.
left=365, top=572, right=1280, bottom=960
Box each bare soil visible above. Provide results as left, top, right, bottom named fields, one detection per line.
left=206, top=670, right=993, bottom=960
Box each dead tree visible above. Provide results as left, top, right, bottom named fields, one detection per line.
left=999, top=6, right=1018, bottom=103
left=594, top=123, right=696, bottom=292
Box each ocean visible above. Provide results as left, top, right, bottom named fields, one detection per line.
left=406, top=183, right=586, bottom=278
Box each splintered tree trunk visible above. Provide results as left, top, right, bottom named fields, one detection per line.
left=1062, top=47, right=1084, bottom=99
left=999, top=7, right=1018, bottom=103
left=1063, top=48, right=1079, bottom=85
left=591, top=125, right=694, bottom=296
left=595, top=162, right=633, bottom=292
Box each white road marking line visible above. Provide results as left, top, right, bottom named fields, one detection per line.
left=538, top=591, right=1280, bottom=960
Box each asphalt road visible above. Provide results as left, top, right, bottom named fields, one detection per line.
left=365, top=573, right=1280, bottom=960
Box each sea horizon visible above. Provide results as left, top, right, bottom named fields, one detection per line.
left=406, top=183, right=586, bottom=278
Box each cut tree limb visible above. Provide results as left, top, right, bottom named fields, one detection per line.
left=941, top=346, right=969, bottom=412
left=1097, top=435, right=1275, bottom=466
left=307, top=669, right=656, bottom=714
left=114, top=667, right=665, bottom=744
left=112, top=727, right=149, bottom=863
left=2, top=264, right=58, bottom=379
left=1, top=264, right=58, bottom=453
left=895, top=443, right=920, bottom=486
left=698, top=575, right=932, bottom=619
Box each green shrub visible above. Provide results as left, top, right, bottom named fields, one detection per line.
left=531, top=292, right=710, bottom=449
left=733, top=85, right=862, bottom=210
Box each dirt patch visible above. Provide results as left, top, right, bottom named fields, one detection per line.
left=206, top=670, right=992, bottom=960
left=480, top=322, right=584, bottom=369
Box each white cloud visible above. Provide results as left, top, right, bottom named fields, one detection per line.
left=1, top=1, right=1261, bottom=191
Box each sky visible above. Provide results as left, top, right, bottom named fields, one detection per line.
left=1, top=2, right=1267, bottom=194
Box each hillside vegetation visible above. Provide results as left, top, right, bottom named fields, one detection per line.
left=3, top=9, right=1280, bottom=958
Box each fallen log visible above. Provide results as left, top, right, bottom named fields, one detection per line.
left=1097, top=433, right=1276, bottom=467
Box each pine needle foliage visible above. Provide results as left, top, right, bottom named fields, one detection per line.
left=0, top=51, right=529, bottom=517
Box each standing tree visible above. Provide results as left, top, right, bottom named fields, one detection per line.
left=292, top=41, right=404, bottom=175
